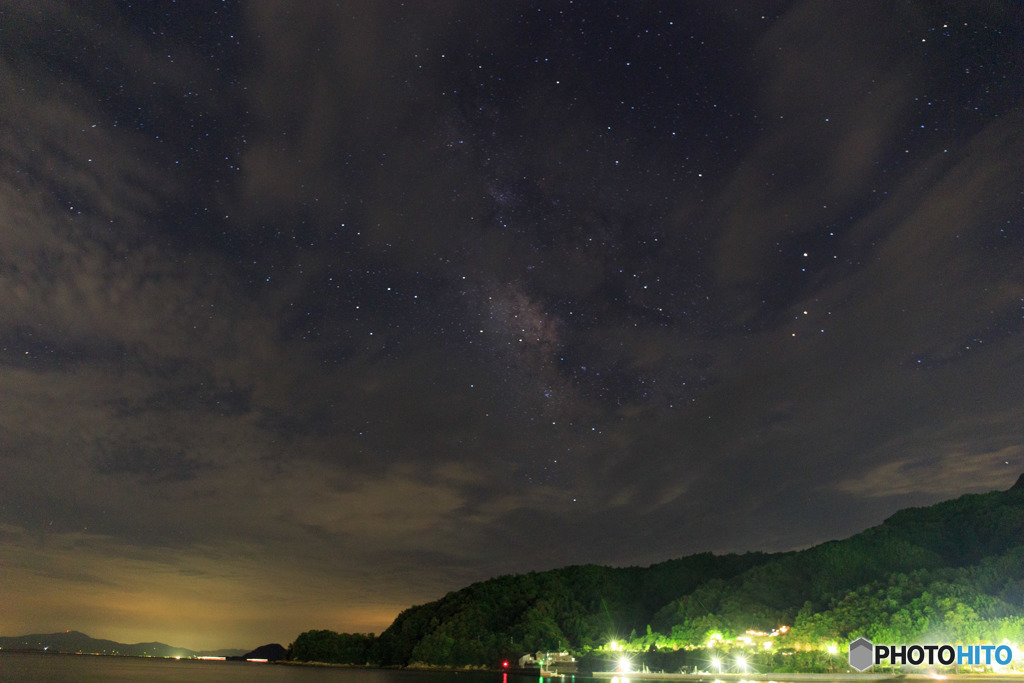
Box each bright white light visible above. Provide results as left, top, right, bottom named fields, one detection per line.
left=827, top=645, right=838, bottom=655
left=736, top=656, right=747, bottom=673
left=712, top=658, right=721, bottom=673
left=618, top=657, right=631, bottom=673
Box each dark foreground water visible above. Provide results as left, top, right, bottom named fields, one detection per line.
left=3, top=655, right=564, bottom=683
left=0, top=656, right=899, bottom=683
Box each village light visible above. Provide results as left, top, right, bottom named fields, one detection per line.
left=737, top=656, right=747, bottom=674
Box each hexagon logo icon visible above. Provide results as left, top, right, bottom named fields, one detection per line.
left=848, top=637, right=874, bottom=671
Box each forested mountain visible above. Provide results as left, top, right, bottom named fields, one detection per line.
left=292, top=475, right=1024, bottom=669
left=372, top=552, right=771, bottom=667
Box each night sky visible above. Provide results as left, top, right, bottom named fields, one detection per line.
left=2, top=1, right=1023, bottom=651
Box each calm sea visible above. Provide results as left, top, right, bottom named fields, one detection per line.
left=0, top=655, right=565, bottom=683
left=0, top=656, right=878, bottom=683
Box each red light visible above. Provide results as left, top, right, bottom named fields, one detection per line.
left=503, top=661, right=509, bottom=668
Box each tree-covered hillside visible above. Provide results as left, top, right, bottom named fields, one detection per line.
left=372, top=552, right=770, bottom=667
left=290, top=476, right=1024, bottom=670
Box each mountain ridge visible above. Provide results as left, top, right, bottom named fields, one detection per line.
left=359, top=476, right=1024, bottom=668
left=0, top=630, right=248, bottom=658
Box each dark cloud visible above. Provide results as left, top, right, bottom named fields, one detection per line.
left=118, top=382, right=253, bottom=417
left=94, top=440, right=205, bottom=482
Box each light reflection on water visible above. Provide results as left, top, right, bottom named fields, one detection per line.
left=0, top=656, right=588, bottom=683
left=603, top=678, right=908, bottom=683
left=0, top=656, right=907, bottom=683
left=604, top=678, right=909, bottom=683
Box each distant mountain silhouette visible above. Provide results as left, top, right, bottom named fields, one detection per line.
left=0, top=630, right=247, bottom=658
left=233, top=643, right=287, bottom=661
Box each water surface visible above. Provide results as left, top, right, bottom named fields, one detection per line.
left=3, top=655, right=539, bottom=683
left=0, top=655, right=891, bottom=683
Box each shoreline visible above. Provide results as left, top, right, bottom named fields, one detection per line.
left=6, top=653, right=1018, bottom=680
left=591, top=674, right=1024, bottom=682
left=592, top=673, right=897, bottom=681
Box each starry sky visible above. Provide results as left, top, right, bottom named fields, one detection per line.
left=2, top=0, right=1023, bottom=651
